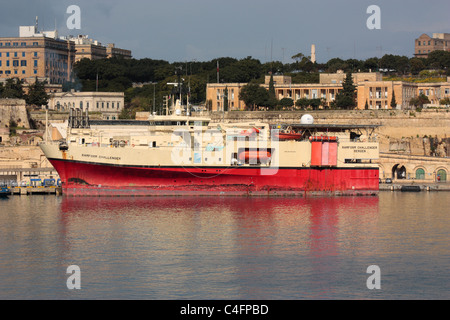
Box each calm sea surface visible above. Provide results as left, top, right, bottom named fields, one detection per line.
left=0, top=192, right=449, bottom=300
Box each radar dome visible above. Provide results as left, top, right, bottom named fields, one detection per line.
left=300, top=114, right=314, bottom=124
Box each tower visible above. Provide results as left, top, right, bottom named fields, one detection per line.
left=311, top=44, right=316, bottom=63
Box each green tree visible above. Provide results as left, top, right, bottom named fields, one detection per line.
left=409, top=94, right=430, bottom=109
left=390, top=90, right=397, bottom=109
left=333, top=72, right=356, bottom=109
left=268, top=73, right=275, bottom=99
left=279, top=97, right=294, bottom=109
left=309, top=98, right=321, bottom=110
left=239, top=83, right=270, bottom=110
left=295, top=98, right=310, bottom=109
left=223, top=86, right=229, bottom=112
left=1, top=78, right=25, bottom=99
left=410, top=58, right=426, bottom=75
left=439, top=97, right=450, bottom=106
left=26, top=78, right=49, bottom=107
left=427, top=50, right=450, bottom=70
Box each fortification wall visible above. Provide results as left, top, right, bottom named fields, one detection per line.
left=0, top=99, right=30, bottom=129
left=208, top=109, right=450, bottom=156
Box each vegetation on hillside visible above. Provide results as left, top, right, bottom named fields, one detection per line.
left=55, top=49, right=450, bottom=113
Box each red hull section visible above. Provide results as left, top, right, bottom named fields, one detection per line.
left=48, top=159, right=379, bottom=196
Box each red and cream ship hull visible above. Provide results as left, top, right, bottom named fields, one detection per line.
left=46, top=157, right=379, bottom=196
left=40, top=112, right=380, bottom=196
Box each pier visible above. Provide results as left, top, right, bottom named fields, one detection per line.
left=0, top=167, right=61, bottom=195
left=379, top=181, right=450, bottom=192
left=8, top=186, right=62, bottom=196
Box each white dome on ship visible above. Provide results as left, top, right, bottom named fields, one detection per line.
left=300, top=114, right=314, bottom=124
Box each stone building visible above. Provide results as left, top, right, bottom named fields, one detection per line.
left=0, top=22, right=131, bottom=85
left=415, top=33, right=450, bottom=58
left=0, top=26, right=76, bottom=84
left=207, top=72, right=450, bottom=111
left=66, top=35, right=132, bottom=62
left=48, top=91, right=124, bottom=120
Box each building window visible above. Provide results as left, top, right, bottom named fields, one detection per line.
left=34, top=52, right=38, bottom=57
left=21, top=60, right=27, bottom=67
left=13, top=60, right=19, bottom=67
left=14, top=52, right=18, bottom=57
left=6, top=60, right=9, bottom=67
left=34, top=70, right=37, bottom=74
left=34, top=60, right=38, bottom=67
left=6, top=52, right=9, bottom=57
left=22, top=52, right=25, bottom=57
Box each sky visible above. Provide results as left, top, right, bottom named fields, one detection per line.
left=1, top=0, right=449, bottom=63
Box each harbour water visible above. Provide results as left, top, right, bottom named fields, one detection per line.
left=0, top=192, right=449, bottom=300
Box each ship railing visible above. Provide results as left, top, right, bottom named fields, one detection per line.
left=39, top=141, right=64, bottom=146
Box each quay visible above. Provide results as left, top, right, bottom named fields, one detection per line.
left=0, top=167, right=62, bottom=196
left=8, top=186, right=62, bottom=196
left=379, top=182, right=450, bottom=192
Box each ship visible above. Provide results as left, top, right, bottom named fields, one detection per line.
left=39, top=105, right=380, bottom=197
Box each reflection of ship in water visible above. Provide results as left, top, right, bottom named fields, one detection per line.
left=59, top=196, right=379, bottom=298
left=40, top=103, right=380, bottom=196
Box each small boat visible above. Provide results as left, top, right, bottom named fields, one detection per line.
left=401, top=185, right=421, bottom=192
left=0, top=186, right=10, bottom=198
left=238, top=150, right=272, bottom=163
